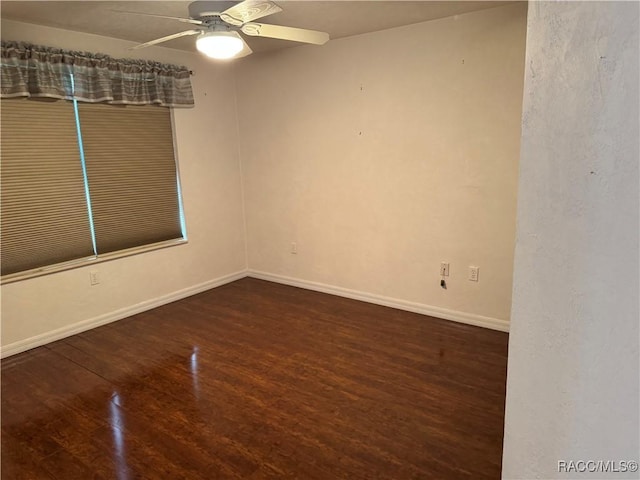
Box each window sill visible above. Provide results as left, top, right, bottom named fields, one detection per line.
left=1, top=238, right=188, bottom=285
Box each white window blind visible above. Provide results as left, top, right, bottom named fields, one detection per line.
left=78, top=103, right=183, bottom=254
left=1, top=99, right=185, bottom=279
left=1, top=99, right=95, bottom=275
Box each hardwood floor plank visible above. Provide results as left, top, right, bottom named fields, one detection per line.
left=2, top=278, right=508, bottom=479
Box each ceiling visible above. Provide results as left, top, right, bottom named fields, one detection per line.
left=0, top=1, right=514, bottom=55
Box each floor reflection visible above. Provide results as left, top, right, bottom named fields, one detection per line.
left=191, top=346, right=200, bottom=400
left=109, top=392, right=130, bottom=480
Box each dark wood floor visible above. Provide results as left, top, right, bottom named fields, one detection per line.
left=2, top=278, right=509, bottom=479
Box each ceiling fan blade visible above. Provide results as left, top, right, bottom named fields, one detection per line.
left=220, top=0, right=282, bottom=26
left=112, top=10, right=204, bottom=26
left=236, top=34, right=254, bottom=59
left=241, top=23, right=329, bottom=45
left=130, top=29, right=202, bottom=50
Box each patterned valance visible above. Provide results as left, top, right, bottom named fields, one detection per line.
left=0, top=41, right=194, bottom=107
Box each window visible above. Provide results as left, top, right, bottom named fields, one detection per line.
left=0, top=97, right=186, bottom=281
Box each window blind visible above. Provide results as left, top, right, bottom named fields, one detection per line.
left=1, top=99, right=95, bottom=275
left=77, top=103, right=183, bottom=254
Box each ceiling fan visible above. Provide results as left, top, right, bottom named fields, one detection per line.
left=119, top=0, right=330, bottom=60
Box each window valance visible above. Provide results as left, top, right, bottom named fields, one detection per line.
left=0, top=41, right=194, bottom=107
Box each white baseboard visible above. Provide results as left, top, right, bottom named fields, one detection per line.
left=2, top=268, right=508, bottom=358
left=0, top=270, right=248, bottom=359
left=248, top=270, right=510, bottom=332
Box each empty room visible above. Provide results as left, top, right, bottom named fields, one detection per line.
left=1, top=1, right=637, bottom=479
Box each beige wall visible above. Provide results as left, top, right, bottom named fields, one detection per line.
left=503, top=2, right=639, bottom=478
left=236, top=3, right=526, bottom=326
left=0, top=20, right=248, bottom=354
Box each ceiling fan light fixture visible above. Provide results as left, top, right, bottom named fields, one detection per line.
left=125, top=0, right=329, bottom=58
left=196, top=31, right=244, bottom=59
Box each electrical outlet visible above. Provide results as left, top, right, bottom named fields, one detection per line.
left=90, top=271, right=100, bottom=286
left=440, top=262, right=449, bottom=276
left=290, top=242, right=297, bottom=254
left=469, top=266, right=479, bottom=282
